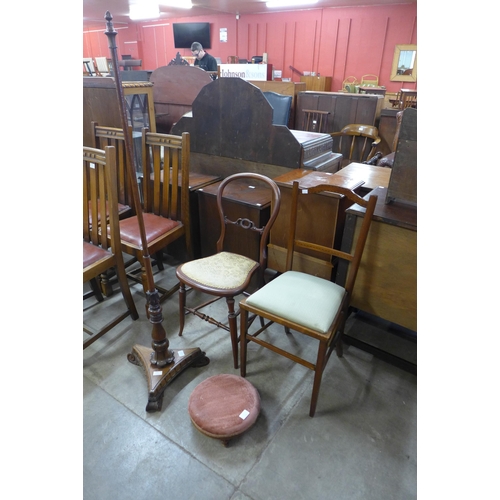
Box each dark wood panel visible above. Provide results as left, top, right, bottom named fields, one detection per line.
left=295, top=91, right=384, bottom=157
left=150, top=65, right=213, bottom=134
left=386, top=108, right=417, bottom=205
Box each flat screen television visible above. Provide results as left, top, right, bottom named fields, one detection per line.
left=173, top=22, right=211, bottom=49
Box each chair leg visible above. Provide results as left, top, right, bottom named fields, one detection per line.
left=226, top=297, right=239, bottom=369
left=178, top=282, right=186, bottom=336
left=155, top=250, right=164, bottom=271
left=240, top=307, right=248, bottom=377
left=99, top=270, right=114, bottom=297
left=335, top=313, right=347, bottom=358
left=89, top=278, right=104, bottom=302
left=335, top=335, right=344, bottom=358
left=310, top=341, right=328, bottom=417
left=114, top=264, right=139, bottom=321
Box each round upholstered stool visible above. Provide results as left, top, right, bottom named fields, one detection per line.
left=188, top=374, right=260, bottom=447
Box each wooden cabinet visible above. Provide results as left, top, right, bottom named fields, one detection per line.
left=83, top=77, right=156, bottom=146
left=300, top=76, right=332, bottom=92
left=164, top=172, right=221, bottom=261
left=338, top=186, right=417, bottom=332
left=296, top=91, right=384, bottom=137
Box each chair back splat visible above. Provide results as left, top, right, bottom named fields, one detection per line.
left=176, top=172, right=281, bottom=369
left=239, top=180, right=377, bottom=416
left=83, top=146, right=138, bottom=348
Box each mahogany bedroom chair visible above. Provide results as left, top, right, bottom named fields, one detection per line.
left=239, top=180, right=377, bottom=416
left=83, top=145, right=138, bottom=349
left=175, top=172, right=281, bottom=369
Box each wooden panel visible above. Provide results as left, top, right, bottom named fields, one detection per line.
left=295, top=91, right=384, bottom=152
left=377, top=108, right=400, bottom=156
left=340, top=186, right=417, bottom=331
left=300, top=76, right=332, bottom=91
left=83, top=77, right=156, bottom=146
left=268, top=169, right=363, bottom=277
left=150, top=65, right=213, bottom=133
left=386, top=107, right=417, bottom=205
left=83, top=79, right=122, bottom=146
left=349, top=217, right=417, bottom=331
left=164, top=172, right=221, bottom=261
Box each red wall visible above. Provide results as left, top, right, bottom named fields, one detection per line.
left=83, top=4, right=417, bottom=93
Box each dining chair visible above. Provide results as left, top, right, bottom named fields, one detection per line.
left=91, top=122, right=135, bottom=220
left=117, top=129, right=193, bottom=302
left=239, top=180, right=377, bottom=416
left=91, top=122, right=137, bottom=297
left=360, top=74, right=379, bottom=86
left=330, top=124, right=381, bottom=168
left=175, top=172, right=281, bottom=369
left=263, top=91, right=292, bottom=126
left=301, top=109, right=330, bottom=133
left=83, top=145, right=139, bottom=349
left=342, top=76, right=359, bottom=93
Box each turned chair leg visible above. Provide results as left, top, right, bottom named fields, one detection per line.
left=239, top=307, right=248, bottom=377
left=178, top=282, right=186, bottom=336
left=226, top=297, right=239, bottom=369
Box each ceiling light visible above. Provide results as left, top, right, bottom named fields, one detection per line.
left=266, top=0, right=319, bottom=8
left=129, top=3, right=160, bottom=21
left=160, top=0, right=193, bottom=8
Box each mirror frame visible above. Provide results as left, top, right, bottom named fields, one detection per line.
left=390, top=44, right=417, bottom=82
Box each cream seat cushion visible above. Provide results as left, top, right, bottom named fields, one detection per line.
left=245, top=271, right=345, bottom=334
left=179, top=251, right=258, bottom=290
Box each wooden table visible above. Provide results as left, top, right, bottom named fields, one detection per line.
left=330, top=162, right=391, bottom=193
left=338, top=186, right=417, bottom=332
left=268, top=169, right=364, bottom=278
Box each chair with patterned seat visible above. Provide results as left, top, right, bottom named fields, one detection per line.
left=175, top=172, right=281, bottom=369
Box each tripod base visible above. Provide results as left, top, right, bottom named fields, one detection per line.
left=128, top=344, right=210, bottom=412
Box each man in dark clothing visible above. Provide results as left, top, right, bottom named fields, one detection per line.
left=191, top=42, right=218, bottom=79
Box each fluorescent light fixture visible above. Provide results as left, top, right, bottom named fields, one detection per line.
left=129, top=3, right=160, bottom=21
left=266, top=0, right=319, bottom=8
left=160, top=0, right=193, bottom=7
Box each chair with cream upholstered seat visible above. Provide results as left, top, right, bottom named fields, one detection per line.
left=175, top=172, right=281, bottom=369
left=239, top=180, right=377, bottom=417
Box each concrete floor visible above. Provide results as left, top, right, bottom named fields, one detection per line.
left=83, top=258, right=417, bottom=500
